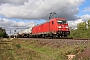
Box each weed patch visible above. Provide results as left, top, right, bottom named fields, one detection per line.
left=16, top=44, right=21, bottom=49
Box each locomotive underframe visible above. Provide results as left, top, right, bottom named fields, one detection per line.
left=56, top=31, right=70, bottom=37
left=31, top=31, right=70, bottom=38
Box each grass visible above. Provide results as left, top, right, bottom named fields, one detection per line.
left=0, top=38, right=90, bottom=60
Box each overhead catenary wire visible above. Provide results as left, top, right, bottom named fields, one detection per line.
left=26, top=0, right=44, bottom=18
left=18, top=0, right=85, bottom=21
left=1, top=0, right=45, bottom=33
left=19, top=0, right=36, bottom=19
left=20, top=0, right=74, bottom=20
left=40, top=0, right=68, bottom=19
left=42, top=4, right=70, bottom=19
left=41, top=0, right=78, bottom=20
left=55, top=1, right=79, bottom=20
left=11, top=0, right=37, bottom=35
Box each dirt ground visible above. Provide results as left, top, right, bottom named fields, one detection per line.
left=81, top=47, right=90, bottom=58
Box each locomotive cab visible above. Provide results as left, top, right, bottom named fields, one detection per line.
left=57, top=19, right=70, bottom=37
left=50, top=18, right=70, bottom=37
left=57, top=20, right=69, bottom=31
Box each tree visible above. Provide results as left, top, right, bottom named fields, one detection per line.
left=0, top=27, right=8, bottom=38
left=69, top=22, right=88, bottom=38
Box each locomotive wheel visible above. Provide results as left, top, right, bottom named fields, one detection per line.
left=64, top=35, right=67, bottom=37
left=52, top=35, right=56, bottom=39
left=44, top=35, right=47, bottom=39
left=36, top=35, right=38, bottom=38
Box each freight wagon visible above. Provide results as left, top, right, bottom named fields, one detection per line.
left=17, top=27, right=32, bottom=38
left=31, top=18, right=70, bottom=38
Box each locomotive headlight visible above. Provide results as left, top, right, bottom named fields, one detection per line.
left=66, top=26, right=68, bottom=28
left=58, top=26, right=61, bottom=28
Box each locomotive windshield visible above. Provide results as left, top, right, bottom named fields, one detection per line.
left=57, top=20, right=67, bottom=24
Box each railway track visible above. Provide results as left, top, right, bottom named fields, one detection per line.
left=17, top=38, right=90, bottom=40
left=17, top=38, right=90, bottom=45
left=0, top=38, right=90, bottom=47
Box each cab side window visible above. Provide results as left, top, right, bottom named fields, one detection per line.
left=52, top=21, right=54, bottom=25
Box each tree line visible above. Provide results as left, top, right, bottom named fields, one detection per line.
left=69, top=19, right=90, bottom=38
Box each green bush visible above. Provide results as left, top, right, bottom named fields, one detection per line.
left=0, top=28, right=8, bottom=38
left=16, top=44, right=21, bottom=49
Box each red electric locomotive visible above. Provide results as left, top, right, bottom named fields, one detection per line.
left=32, top=18, right=70, bottom=38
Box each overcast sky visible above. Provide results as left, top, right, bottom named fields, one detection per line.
left=0, top=0, right=90, bottom=35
